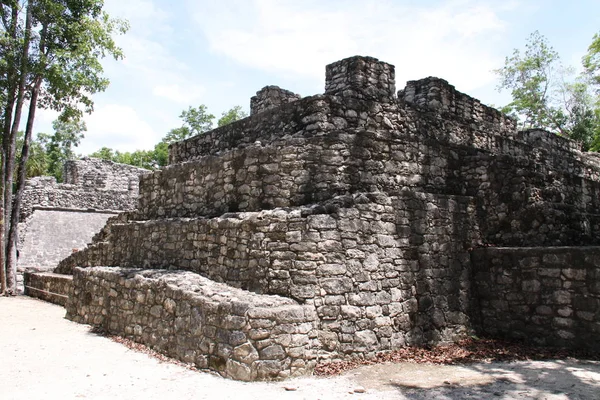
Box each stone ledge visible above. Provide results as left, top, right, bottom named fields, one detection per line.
left=24, top=271, right=72, bottom=307
left=67, top=267, right=320, bottom=381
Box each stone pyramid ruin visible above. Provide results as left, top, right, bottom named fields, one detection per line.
left=27, top=56, right=600, bottom=381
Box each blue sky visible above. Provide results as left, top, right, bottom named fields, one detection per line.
left=35, top=0, right=600, bottom=155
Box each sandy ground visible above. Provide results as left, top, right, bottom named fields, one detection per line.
left=1, top=296, right=599, bottom=400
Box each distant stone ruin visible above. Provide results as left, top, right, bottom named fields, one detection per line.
left=20, top=157, right=149, bottom=299
left=29, top=56, right=600, bottom=381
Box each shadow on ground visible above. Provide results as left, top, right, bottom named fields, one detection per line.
left=347, top=359, right=600, bottom=399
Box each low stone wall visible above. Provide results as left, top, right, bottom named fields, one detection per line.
left=20, top=181, right=138, bottom=221
left=67, top=267, right=319, bottom=380
left=20, top=158, right=149, bottom=221
left=472, top=247, right=600, bottom=350
left=63, top=157, right=150, bottom=192
left=250, top=86, right=301, bottom=115
left=400, top=76, right=516, bottom=131
left=23, top=271, right=72, bottom=306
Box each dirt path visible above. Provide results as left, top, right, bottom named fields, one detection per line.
left=2, top=296, right=599, bottom=399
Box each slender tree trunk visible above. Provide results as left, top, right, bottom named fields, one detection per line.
left=0, top=202, right=5, bottom=295
left=4, top=1, right=32, bottom=294
left=6, top=77, right=40, bottom=293
left=0, top=2, right=20, bottom=295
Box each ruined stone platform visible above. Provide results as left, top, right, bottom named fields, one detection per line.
left=48, top=56, right=600, bottom=380
left=67, top=267, right=318, bottom=381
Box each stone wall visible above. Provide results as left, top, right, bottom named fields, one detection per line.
left=63, top=157, right=149, bottom=192
left=19, top=158, right=149, bottom=291
left=472, top=247, right=600, bottom=350
left=67, top=267, right=319, bottom=381
left=20, top=158, right=149, bottom=221
left=23, top=272, right=72, bottom=306
left=400, top=77, right=516, bottom=132
left=325, top=56, right=395, bottom=102
left=250, top=86, right=301, bottom=116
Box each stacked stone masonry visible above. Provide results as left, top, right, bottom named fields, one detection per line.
left=57, top=56, right=600, bottom=380
left=250, top=86, right=302, bottom=116
left=68, top=267, right=319, bottom=381
left=473, top=247, right=600, bottom=351
left=20, top=158, right=149, bottom=293
left=21, top=157, right=150, bottom=221
left=23, top=272, right=72, bottom=306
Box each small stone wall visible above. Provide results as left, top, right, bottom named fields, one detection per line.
left=20, top=158, right=149, bottom=221
left=400, top=77, right=516, bottom=132
left=250, top=86, right=301, bottom=116
left=472, top=247, right=600, bottom=350
left=325, top=56, right=395, bottom=102
left=63, top=157, right=149, bottom=192
left=518, top=129, right=582, bottom=153
left=23, top=271, right=72, bottom=306
left=67, top=267, right=319, bottom=381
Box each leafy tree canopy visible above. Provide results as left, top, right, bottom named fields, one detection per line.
left=495, top=31, right=600, bottom=151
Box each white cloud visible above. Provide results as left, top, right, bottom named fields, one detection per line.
left=81, top=104, right=161, bottom=154
left=153, top=84, right=206, bottom=104
left=190, top=0, right=513, bottom=92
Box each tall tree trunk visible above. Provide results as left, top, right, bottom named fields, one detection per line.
left=0, top=202, right=4, bottom=295
left=0, top=2, right=20, bottom=295
left=6, top=76, right=40, bottom=293
left=3, top=1, right=32, bottom=294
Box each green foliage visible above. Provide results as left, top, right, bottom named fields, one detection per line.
left=89, top=147, right=158, bottom=170
left=89, top=140, right=170, bottom=170
left=583, top=32, right=600, bottom=87
left=15, top=131, right=49, bottom=179
left=38, top=118, right=86, bottom=181
left=87, top=104, right=247, bottom=170
left=495, top=31, right=600, bottom=151
left=218, top=105, right=248, bottom=127
left=31, top=0, right=129, bottom=119
left=163, top=105, right=215, bottom=144
left=495, top=31, right=561, bottom=130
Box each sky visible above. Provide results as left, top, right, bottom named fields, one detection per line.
left=35, top=0, right=600, bottom=155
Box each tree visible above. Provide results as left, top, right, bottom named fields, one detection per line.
left=163, top=105, right=215, bottom=144
left=88, top=104, right=247, bottom=171
left=495, top=31, right=562, bottom=131
left=39, top=118, right=86, bottom=181
left=0, top=1, right=127, bottom=294
left=495, top=31, right=600, bottom=150
left=583, top=32, right=600, bottom=87
left=89, top=145, right=165, bottom=170
left=218, top=105, right=248, bottom=127
left=15, top=131, right=49, bottom=178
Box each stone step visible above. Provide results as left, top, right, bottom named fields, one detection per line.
left=56, top=191, right=481, bottom=304
left=138, top=131, right=470, bottom=220
left=24, top=271, right=72, bottom=306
